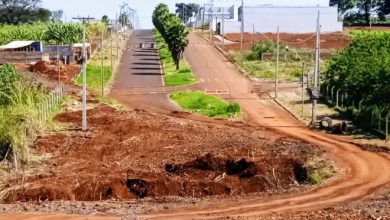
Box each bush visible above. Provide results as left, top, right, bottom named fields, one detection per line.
left=170, top=91, right=240, bottom=118
left=0, top=65, right=21, bottom=106
left=252, top=41, right=275, bottom=60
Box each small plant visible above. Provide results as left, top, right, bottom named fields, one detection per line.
left=306, top=158, right=335, bottom=185
left=251, top=41, right=275, bottom=60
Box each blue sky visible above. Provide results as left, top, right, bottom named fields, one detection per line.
left=42, top=0, right=328, bottom=29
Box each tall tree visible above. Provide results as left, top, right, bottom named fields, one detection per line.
left=377, top=0, right=390, bottom=20
left=175, top=3, right=200, bottom=24
left=0, top=0, right=52, bottom=24
left=330, top=0, right=357, bottom=13
left=357, top=0, right=377, bottom=25
left=153, top=3, right=189, bottom=70
left=51, top=9, right=63, bottom=23
left=101, top=15, right=109, bottom=25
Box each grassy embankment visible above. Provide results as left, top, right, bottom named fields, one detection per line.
left=229, top=42, right=315, bottom=82
left=153, top=29, right=197, bottom=86
left=0, top=65, right=60, bottom=168
left=170, top=91, right=240, bottom=118
left=75, top=33, right=124, bottom=90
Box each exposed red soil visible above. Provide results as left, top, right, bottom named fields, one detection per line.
left=28, top=61, right=80, bottom=84
left=223, top=32, right=351, bottom=51
left=2, top=104, right=324, bottom=203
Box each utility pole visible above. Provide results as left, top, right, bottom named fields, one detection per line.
left=72, top=16, right=95, bottom=131
left=275, top=26, right=279, bottom=99
left=202, top=4, right=205, bottom=33
left=101, top=29, right=105, bottom=96
left=57, top=46, right=60, bottom=85
left=302, top=62, right=305, bottom=119
left=116, top=13, right=119, bottom=61
left=240, top=0, right=244, bottom=53
left=110, top=21, right=113, bottom=83
left=222, top=15, right=225, bottom=49
left=312, top=10, right=321, bottom=128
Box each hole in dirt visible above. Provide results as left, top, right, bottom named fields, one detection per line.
left=126, top=179, right=148, bottom=198
left=106, top=187, right=113, bottom=197
left=294, top=161, right=308, bottom=184
left=0, top=142, right=10, bottom=162
left=166, top=153, right=257, bottom=179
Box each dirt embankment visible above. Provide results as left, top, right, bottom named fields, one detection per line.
left=223, top=32, right=351, bottom=51
left=2, top=104, right=326, bottom=203
left=28, top=61, right=80, bottom=84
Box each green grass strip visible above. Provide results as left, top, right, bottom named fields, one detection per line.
left=153, top=29, right=197, bottom=86
left=170, top=91, right=240, bottom=118
left=75, top=65, right=111, bottom=89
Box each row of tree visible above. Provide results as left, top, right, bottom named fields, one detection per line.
left=330, top=0, right=390, bottom=25
left=324, top=31, right=390, bottom=118
left=175, top=3, right=200, bottom=24
left=153, top=4, right=189, bottom=70
left=0, top=0, right=63, bottom=24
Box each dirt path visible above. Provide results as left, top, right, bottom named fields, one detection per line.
left=110, top=29, right=178, bottom=113
left=140, top=32, right=390, bottom=219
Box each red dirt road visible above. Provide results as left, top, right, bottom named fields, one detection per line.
left=140, top=32, right=390, bottom=219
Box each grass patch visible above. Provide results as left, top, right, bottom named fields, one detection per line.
left=75, top=65, right=111, bottom=89
left=306, top=158, right=335, bottom=185
left=230, top=50, right=314, bottom=82
left=170, top=91, right=240, bottom=118
left=153, top=29, right=197, bottom=86
left=0, top=65, right=56, bottom=168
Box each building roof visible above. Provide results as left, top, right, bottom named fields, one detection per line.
left=0, top=41, right=35, bottom=50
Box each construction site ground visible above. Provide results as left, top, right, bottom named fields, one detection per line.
left=1, top=30, right=390, bottom=219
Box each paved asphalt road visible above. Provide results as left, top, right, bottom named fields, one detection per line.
left=110, top=29, right=178, bottom=113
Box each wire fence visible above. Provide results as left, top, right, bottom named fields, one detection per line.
left=37, top=85, right=64, bottom=123
left=321, top=84, right=389, bottom=140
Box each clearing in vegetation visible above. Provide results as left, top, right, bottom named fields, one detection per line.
left=229, top=42, right=314, bottom=82
left=153, top=29, right=197, bottom=86
left=0, top=104, right=332, bottom=203
left=170, top=91, right=240, bottom=118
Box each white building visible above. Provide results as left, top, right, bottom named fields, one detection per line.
left=196, top=1, right=343, bottom=34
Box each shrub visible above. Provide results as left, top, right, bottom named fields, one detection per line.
left=252, top=41, right=275, bottom=60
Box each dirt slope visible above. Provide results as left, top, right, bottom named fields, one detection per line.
left=139, top=32, right=390, bottom=219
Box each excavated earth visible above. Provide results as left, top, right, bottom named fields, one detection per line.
left=1, top=104, right=327, bottom=205
left=224, top=32, right=351, bottom=51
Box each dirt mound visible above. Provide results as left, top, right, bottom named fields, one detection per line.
left=29, top=61, right=80, bottom=84
left=2, top=104, right=323, bottom=203
left=224, top=32, right=351, bottom=51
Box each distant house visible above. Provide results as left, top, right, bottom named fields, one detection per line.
left=196, top=1, right=343, bottom=34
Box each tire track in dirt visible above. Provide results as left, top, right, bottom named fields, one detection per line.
left=139, top=32, right=390, bottom=219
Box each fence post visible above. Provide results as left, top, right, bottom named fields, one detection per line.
left=331, top=86, right=335, bottom=104
left=358, top=99, right=364, bottom=113
left=379, top=110, right=382, bottom=131
left=341, top=93, right=344, bottom=108
left=326, top=84, right=330, bottom=99
left=386, top=113, right=389, bottom=141
left=336, top=89, right=340, bottom=107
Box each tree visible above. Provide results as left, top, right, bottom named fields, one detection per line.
left=102, top=15, right=109, bottom=25
left=0, top=0, right=49, bottom=24
left=175, top=3, right=200, bottom=24
left=377, top=0, right=390, bottom=20
left=330, top=0, right=357, bottom=14
left=51, top=9, right=63, bottom=23
left=153, top=3, right=189, bottom=70
left=357, top=0, right=377, bottom=25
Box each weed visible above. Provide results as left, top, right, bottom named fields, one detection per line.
left=306, top=158, right=335, bottom=185
left=170, top=91, right=240, bottom=118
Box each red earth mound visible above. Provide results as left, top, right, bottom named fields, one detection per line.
left=29, top=61, right=80, bottom=84
left=3, top=104, right=324, bottom=203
